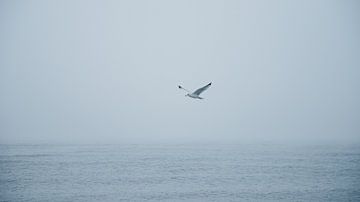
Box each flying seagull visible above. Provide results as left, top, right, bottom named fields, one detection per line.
left=178, top=82, right=212, bottom=99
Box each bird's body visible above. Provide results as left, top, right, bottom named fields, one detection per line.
left=178, top=82, right=212, bottom=99
left=186, top=93, right=204, bottom=99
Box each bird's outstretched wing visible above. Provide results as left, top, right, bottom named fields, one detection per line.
left=178, top=85, right=190, bottom=93
left=192, top=82, right=212, bottom=95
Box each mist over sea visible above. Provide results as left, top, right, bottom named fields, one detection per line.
left=1, top=143, right=359, bottom=201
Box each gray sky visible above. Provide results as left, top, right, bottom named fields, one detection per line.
left=1, top=0, right=359, bottom=144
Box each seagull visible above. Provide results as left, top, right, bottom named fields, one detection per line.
left=178, top=82, right=212, bottom=99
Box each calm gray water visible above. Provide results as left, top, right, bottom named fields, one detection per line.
left=0, top=144, right=359, bottom=201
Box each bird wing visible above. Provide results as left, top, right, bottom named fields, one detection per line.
left=178, top=85, right=190, bottom=93
left=192, top=82, right=212, bottom=95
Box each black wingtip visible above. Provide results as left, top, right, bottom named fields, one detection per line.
left=209, top=82, right=212, bottom=85
left=178, top=85, right=182, bottom=89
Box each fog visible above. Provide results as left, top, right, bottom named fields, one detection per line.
left=1, top=0, right=359, bottom=144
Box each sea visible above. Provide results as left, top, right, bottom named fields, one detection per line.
left=0, top=144, right=359, bottom=201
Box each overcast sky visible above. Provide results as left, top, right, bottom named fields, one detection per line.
left=0, top=0, right=359, bottom=144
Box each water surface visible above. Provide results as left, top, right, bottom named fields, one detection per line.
left=1, top=144, right=359, bottom=201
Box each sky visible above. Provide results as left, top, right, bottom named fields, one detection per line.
left=0, top=0, right=359, bottom=144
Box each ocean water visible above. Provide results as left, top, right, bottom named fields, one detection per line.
left=0, top=144, right=359, bottom=201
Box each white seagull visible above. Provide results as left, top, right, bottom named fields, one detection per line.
left=178, top=82, right=212, bottom=99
